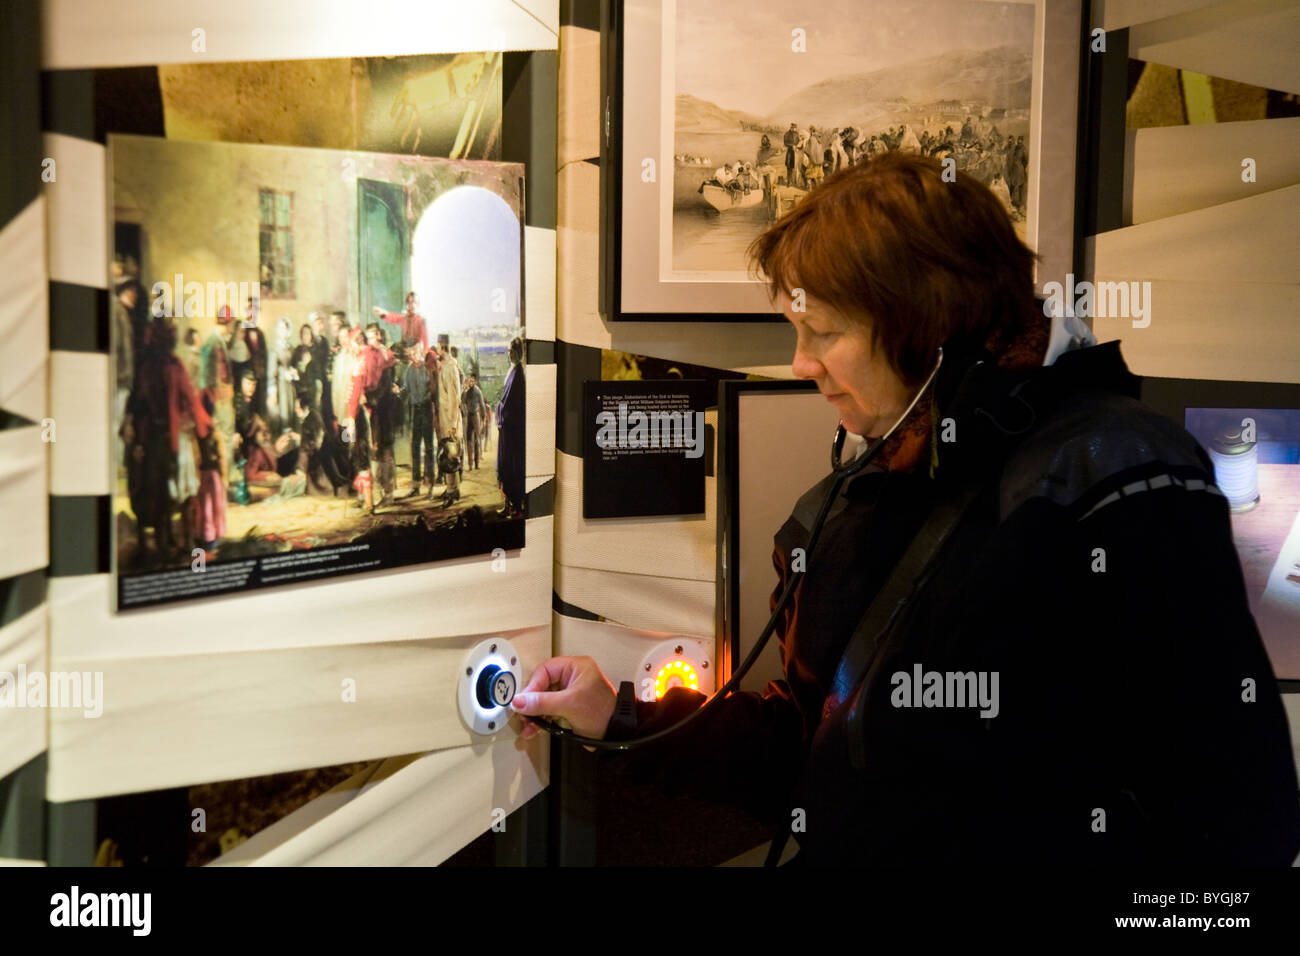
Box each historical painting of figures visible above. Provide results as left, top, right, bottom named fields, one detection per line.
left=602, top=0, right=1082, bottom=321
left=110, top=135, right=526, bottom=610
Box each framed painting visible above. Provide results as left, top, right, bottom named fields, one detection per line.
left=109, top=134, right=527, bottom=610
left=601, top=0, right=1084, bottom=322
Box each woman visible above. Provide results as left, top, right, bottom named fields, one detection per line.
left=510, top=152, right=1300, bottom=866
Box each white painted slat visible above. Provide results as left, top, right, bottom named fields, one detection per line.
left=0, top=197, right=49, bottom=422
left=42, top=0, right=558, bottom=70
left=554, top=449, right=716, bottom=582
left=558, top=24, right=601, bottom=165
left=0, top=606, right=48, bottom=780
left=210, top=737, right=547, bottom=866
left=50, top=516, right=552, bottom=662
left=0, top=427, right=49, bottom=580
left=48, top=350, right=110, bottom=497
left=1127, top=118, right=1300, bottom=225
left=515, top=0, right=560, bottom=36
left=1094, top=0, right=1225, bottom=30
left=552, top=610, right=715, bottom=691
left=526, top=360, right=556, bottom=478
left=46, top=620, right=551, bottom=801
left=1087, top=184, right=1300, bottom=284
left=525, top=225, right=556, bottom=343
left=1129, top=0, right=1300, bottom=96
left=555, top=563, right=716, bottom=637
left=42, top=134, right=107, bottom=290
left=1091, top=279, right=1300, bottom=382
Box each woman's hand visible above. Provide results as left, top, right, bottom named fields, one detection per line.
left=511, top=656, right=617, bottom=741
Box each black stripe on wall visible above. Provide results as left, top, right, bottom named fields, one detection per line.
left=561, top=0, right=601, bottom=31
left=0, top=568, right=47, bottom=630
left=50, top=282, right=109, bottom=353
left=555, top=339, right=602, bottom=459
left=527, top=476, right=555, bottom=519
left=503, top=51, right=558, bottom=231
left=0, top=0, right=41, bottom=229
left=48, top=495, right=111, bottom=578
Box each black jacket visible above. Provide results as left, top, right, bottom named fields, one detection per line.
left=603, top=340, right=1300, bottom=866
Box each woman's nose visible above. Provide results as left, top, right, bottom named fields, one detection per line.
left=791, top=342, right=821, bottom=381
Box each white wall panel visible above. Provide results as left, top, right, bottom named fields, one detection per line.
left=210, top=737, right=547, bottom=866
left=47, top=350, right=110, bottom=497
left=0, top=607, right=47, bottom=780
left=526, top=361, right=556, bottom=479
left=0, top=198, right=49, bottom=422
left=42, top=134, right=107, bottom=290
left=1094, top=0, right=1224, bottom=30
left=1128, top=0, right=1300, bottom=96
left=43, top=0, right=558, bottom=70
left=558, top=24, right=601, bottom=165
left=555, top=563, right=716, bottom=637
left=554, top=449, right=716, bottom=581
left=47, top=620, right=551, bottom=801
left=1091, top=280, right=1300, bottom=382
left=552, top=610, right=714, bottom=690
left=1087, top=184, right=1299, bottom=284
left=0, top=427, right=49, bottom=580
left=525, top=225, right=556, bottom=343
left=1126, top=118, right=1300, bottom=225
left=51, top=516, right=552, bottom=662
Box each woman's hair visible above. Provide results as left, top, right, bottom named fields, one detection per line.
left=299, top=323, right=314, bottom=344
left=748, top=150, right=1039, bottom=387
left=509, top=337, right=524, bottom=364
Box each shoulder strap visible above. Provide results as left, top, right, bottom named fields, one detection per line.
left=822, top=477, right=989, bottom=734
left=765, top=475, right=988, bottom=867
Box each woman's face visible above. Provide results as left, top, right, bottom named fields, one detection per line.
left=300, top=326, right=313, bottom=345
left=780, top=290, right=911, bottom=439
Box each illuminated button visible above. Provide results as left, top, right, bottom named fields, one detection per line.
left=476, top=665, right=516, bottom=709
left=654, top=660, right=699, bottom=699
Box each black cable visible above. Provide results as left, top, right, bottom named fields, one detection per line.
left=524, top=468, right=849, bottom=751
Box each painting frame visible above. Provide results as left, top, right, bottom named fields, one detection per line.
left=600, top=0, right=1085, bottom=323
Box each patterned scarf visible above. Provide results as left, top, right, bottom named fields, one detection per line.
left=872, top=308, right=1051, bottom=475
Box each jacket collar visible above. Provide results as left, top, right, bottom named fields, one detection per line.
left=930, top=335, right=1139, bottom=484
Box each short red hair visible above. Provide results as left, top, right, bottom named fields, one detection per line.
left=748, top=151, right=1038, bottom=386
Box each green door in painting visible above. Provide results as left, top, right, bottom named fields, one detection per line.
left=358, top=179, right=410, bottom=322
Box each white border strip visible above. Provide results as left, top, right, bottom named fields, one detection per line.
left=43, top=0, right=558, bottom=70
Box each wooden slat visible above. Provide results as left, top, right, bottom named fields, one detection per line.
left=47, top=618, right=551, bottom=801
left=48, top=351, right=110, bottom=496
left=0, top=427, right=49, bottom=579
left=558, top=24, right=601, bottom=166
left=210, top=737, right=548, bottom=866
left=1091, top=280, right=1300, bottom=382
left=50, top=516, right=552, bottom=662
left=553, top=446, right=717, bottom=582
left=1126, top=118, right=1300, bottom=225
left=1129, top=0, right=1300, bottom=96
left=1094, top=0, right=1225, bottom=30
left=42, top=134, right=107, bottom=290
left=553, top=611, right=714, bottom=692
left=0, top=606, right=47, bottom=779
left=0, top=197, right=48, bottom=421
left=42, top=0, right=558, bottom=70
left=525, top=225, right=556, bottom=342
left=1087, top=183, right=1299, bottom=284
left=554, top=563, right=716, bottom=636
